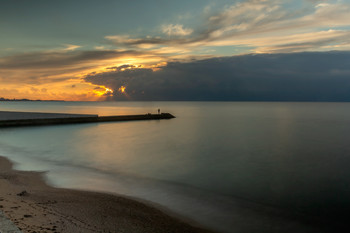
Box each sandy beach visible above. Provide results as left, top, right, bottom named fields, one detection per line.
left=0, top=156, right=215, bottom=233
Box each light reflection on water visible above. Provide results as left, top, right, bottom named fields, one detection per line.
left=2, top=101, right=350, bottom=232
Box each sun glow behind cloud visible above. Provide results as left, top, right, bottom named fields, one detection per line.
left=1, top=0, right=350, bottom=101
left=118, top=86, right=126, bottom=93
left=93, top=85, right=114, bottom=97
left=0, top=48, right=167, bottom=100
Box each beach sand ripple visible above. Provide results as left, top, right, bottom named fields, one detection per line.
left=0, top=156, right=215, bottom=233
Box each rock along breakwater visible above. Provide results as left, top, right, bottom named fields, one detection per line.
left=0, top=111, right=175, bottom=127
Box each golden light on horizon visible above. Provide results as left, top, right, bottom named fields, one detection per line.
left=0, top=53, right=166, bottom=101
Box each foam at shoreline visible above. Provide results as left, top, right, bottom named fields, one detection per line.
left=0, top=155, right=215, bottom=233
left=0, top=154, right=334, bottom=233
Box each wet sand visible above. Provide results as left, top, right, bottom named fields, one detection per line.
left=0, top=156, right=215, bottom=233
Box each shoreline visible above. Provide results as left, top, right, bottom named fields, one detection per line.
left=0, top=156, right=215, bottom=233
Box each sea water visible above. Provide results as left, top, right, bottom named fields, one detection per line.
left=1, top=101, right=350, bottom=232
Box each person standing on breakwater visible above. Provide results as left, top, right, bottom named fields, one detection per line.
left=158, top=109, right=160, bottom=114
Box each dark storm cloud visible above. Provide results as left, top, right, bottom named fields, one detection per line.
left=85, top=51, right=350, bottom=101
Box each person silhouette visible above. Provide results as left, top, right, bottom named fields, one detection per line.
left=158, top=109, right=160, bottom=114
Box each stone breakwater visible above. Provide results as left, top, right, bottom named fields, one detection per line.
left=0, top=111, right=175, bottom=127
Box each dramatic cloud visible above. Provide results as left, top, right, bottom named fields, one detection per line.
left=0, top=49, right=164, bottom=85
left=0, top=49, right=165, bottom=100
left=85, top=51, right=350, bottom=101
left=63, top=44, right=81, bottom=51
left=162, top=24, right=193, bottom=36
left=2, top=0, right=350, bottom=101
left=0, top=50, right=143, bottom=70
left=105, top=0, right=350, bottom=53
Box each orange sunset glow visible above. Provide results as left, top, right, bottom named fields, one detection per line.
left=1, top=0, right=350, bottom=102
left=2, top=1, right=350, bottom=233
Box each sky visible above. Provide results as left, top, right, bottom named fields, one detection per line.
left=1, top=0, right=350, bottom=101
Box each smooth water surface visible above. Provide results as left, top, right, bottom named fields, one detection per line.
left=1, top=101, right=350, bottom=232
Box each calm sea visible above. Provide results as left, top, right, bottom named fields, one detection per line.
left=1, top=101, right=350, bottom=232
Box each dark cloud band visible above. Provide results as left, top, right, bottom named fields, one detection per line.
left=85, top=51, right=350, bottom=101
